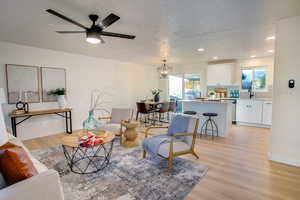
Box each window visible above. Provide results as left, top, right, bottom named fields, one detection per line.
left=241, top=68, right=267, bottom=90
left=169, top=75, right=183, bottom=99
left=184, top=74, right=201, bottom=100
left=168, top=74, right=201, bottom=112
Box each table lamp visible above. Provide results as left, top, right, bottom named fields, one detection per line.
left=0, top=88, right=8, bottom=145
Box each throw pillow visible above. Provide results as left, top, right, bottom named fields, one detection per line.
left=0, top=142, right=38, bottom=185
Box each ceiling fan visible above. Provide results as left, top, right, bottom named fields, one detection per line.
left=46, top=9, right=136, bottom=44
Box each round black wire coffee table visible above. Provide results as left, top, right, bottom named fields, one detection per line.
left=61, top=130, right=115, bottom=174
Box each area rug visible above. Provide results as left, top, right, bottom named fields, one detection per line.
left=31, top=142, right=208, bottom=200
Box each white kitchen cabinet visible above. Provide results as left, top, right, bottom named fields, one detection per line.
left=236, top=100, right=263, bottom=124
left=262, top=101, right=272, bottom=125
left=236, top=99, right=272, bottom=127
left=206, top=63, right=235, bottom=85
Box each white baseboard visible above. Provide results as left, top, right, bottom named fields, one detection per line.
left=236, top=122, right=271, bottom=128
left=268, top=153, right=300, bottom=168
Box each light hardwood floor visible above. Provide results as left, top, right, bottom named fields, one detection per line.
left=23, top=125, right=300, bottom=200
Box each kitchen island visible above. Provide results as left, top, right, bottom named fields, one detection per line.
left=182, top=100, right=232, bottom=137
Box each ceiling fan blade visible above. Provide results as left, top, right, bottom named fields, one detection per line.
left=56, top=31, right=86, bottom=34
left=46, top=9, right=88, bottom=30
left=101, top=13, right=120, bottom=28
left=101, top=31, right=136, bottom=39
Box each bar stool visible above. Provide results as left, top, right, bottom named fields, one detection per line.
left=183, top=111, right=197, bottom=115
left=201, top=112, right=218, bottom=139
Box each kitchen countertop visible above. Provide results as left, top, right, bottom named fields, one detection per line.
left=180, top=99, right=230, bottom=104
left=180, top=98, right=272, bottom=104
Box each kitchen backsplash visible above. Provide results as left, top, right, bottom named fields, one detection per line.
left=207, top=85, right=273, bottom=99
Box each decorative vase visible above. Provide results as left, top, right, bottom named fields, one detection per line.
left=57, top=95, right=67, bottom=109
left=83, top=110, right=102, bottom=134
left=154, top=94, right=160, bottom=102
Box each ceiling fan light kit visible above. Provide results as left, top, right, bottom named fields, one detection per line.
left=46, top=9, right=136, bottom=44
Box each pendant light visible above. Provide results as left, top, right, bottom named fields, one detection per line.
left=157, top=59, right=172, bottom=79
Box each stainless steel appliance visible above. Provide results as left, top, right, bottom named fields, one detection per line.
left=221, top=98, right=237, bottom=124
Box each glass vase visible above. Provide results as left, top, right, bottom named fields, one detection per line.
left=82, top=110, right=102, bottom=135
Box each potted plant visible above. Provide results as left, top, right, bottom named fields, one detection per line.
left=48, top=88, right=67, bottom=109
left=151, top=88, right=163, bottom=102
left=208, top=90, right=216, bottom=99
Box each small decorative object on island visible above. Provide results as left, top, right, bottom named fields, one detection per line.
left=151, top=88, right=162, bottom=102
left=48, top=88, right=67, bottom=108
left=208, top=90, right=216, bottom=99
left=83, top=90, right=110, bottom=134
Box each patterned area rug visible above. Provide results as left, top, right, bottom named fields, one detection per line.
left=31, top=142, right=208, bottom=200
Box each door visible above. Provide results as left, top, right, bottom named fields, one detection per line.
left=169, top=75, right=183, bottom=112
left=168, top=74, right=201, bottom=112
left=184, top=74, right=201, bottom=100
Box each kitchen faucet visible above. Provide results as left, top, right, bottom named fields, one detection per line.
left=248, top=81, right=255, bottom=99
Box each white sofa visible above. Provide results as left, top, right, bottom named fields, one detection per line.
left=0, top=133, right=64, bottom=200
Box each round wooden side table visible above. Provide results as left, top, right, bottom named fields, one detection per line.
left=121, top=121, right=139, bottom=147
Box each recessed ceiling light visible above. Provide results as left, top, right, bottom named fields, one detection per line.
left=268, top=49, right=274, bottom=53
left=213, top=56, right=218, bottom=60
left=197, top=48, right=205, bottom=52
left=250, top=55, right=256, bottom=58
left=266, top=36, right=275, bottom=40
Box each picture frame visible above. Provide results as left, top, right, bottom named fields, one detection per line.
left=41, top=67, right=66, bottom=102
left=5, top=64, right=40, bottom=104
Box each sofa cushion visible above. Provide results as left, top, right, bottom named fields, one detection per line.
left=0, top=142, right=38, bottom=185
left=158, top=140, right=191, bottom=158
left=0, top=171, right=7, bottom=189
left=111, top=108, right=132, bottom=123
left=9, top=138, right=48, bottom=173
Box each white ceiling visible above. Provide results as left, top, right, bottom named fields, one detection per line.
left=0, top=0, right=299, bottom=66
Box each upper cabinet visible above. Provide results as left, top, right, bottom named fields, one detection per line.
left=206, top=61, right=236, bottom=86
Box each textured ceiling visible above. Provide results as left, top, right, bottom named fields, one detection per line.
left=0, top=0, right=299, bottom=66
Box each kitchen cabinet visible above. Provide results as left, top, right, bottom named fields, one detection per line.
left=206, top=63, right=235, bottom=85
left=236, top=100, right=263, bottom=124
left=236, top=99, right=272, bottom=127
left=262, top=101, right=272, bottom=125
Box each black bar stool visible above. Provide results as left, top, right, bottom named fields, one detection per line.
left=183, top=111, right=197, bottom=115
left=201, top=112, right=218, bottom=139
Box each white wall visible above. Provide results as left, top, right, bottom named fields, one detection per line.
left=0, top=41, right=158, bottom=140
left=269, top=16, right=300, bottom=167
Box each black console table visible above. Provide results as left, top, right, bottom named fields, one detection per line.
left=9, top=108, right=72, bottom=137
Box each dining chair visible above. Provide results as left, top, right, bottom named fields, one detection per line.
left=167, top=100, right=177, bottom=121
left=142, top=114, right=200, bottom=172
left=155, top=102, right=169, bottom=124
left=136, top=102, right=156, bottom=126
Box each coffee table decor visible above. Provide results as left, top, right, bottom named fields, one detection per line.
left=31, top=144, right=208, bottom=200
left=61, top=130, right=115, bottom=174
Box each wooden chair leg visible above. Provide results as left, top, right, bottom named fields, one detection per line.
left=136, top=112, right=139, bottom=121
left=143, top=150, right=147, bottom=158
left=168, top=157, right=173, bottom=172
left=192, top=151, right=199, bottom=159
left=120, top=134, right=123, bottom=145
